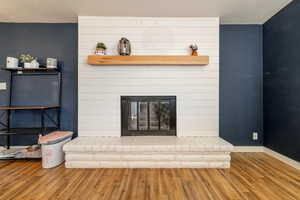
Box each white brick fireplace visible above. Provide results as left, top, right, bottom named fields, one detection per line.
left=78, top=16, right=220, bottom=137
left=64, top=16, right=233, bottom=168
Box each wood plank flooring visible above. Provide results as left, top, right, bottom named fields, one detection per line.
left=0, top=153, right=299, bottom=200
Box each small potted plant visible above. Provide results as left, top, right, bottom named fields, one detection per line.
left=19, top=54, right=37, bottom=68
left=95, top=42, right=107, bottom=55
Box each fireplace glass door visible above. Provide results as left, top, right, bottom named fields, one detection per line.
left=121, top=96, right=176, bottom=136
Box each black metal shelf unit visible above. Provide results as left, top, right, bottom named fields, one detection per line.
left=0, top=68, right=62, bottom=149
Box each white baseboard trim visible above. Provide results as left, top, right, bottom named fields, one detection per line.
left=234, top=146, right=264, bottom=152
left=234, top=146, right=300, bottom=170
left=264, top=147, right=300, bottom=170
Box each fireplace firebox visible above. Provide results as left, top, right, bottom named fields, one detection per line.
left=121, top=96, right=176, bottom=136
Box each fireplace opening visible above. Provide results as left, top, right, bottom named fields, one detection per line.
left=121, top=96, right=176, bottom=136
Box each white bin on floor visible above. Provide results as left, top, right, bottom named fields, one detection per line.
left=39, top=131, right=73, bottom=168
left=41, top=137, right=71, bottom=168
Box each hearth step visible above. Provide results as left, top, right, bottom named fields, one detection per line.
left=66, top=152, right=230, bottom=162
left=65, top=161, right=230, bottom=168
left=63, top=136, right=233, bottom=168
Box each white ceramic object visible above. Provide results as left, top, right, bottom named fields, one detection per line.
left=30, top=60, right=39, bottom=68
left=23, top=62, right=32, bottom=68
left=46, top=58, right=57, bottom=69
left=6, top=57, right=19, bottom=68
left=95, top=49, right=106, bottom=55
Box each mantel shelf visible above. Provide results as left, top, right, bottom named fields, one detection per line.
left=87, top=55, right=209, bottom=66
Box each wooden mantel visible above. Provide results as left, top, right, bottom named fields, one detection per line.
left=87, top=55, right=209, bottom=66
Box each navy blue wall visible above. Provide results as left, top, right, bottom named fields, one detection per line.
left=0, top=23, right=263, bottom=147
left=0, top=23, right=77, bottom=146
left=264, top=1, right=300, bottom=161
left=220, top=25, right=263, bottom=146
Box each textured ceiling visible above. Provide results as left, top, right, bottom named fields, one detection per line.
left=0, top=0, right=292, bottom=24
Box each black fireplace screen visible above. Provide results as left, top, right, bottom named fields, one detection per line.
left=121, top=96, right=176, bottom=136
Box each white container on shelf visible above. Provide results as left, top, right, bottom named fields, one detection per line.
left=30, top=60, right=40, bottom=68
left=23, top=62, right=31, bottom=68
left=6, top=57, right=19, bottom=68
left=46, top=58, right=57, bottom=69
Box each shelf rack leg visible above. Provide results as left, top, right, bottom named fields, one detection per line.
left=57, top=108, right=61, bottom=129
left=41, top=109, right=45, bottom=136
left=6, top=136, right=10, bottom=150
left=6, top=70, right=13, bottom=149
left=6, top=110, right=11, bottom=149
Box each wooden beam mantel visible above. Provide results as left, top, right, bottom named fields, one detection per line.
left=87, top=55, right=209, bottom=66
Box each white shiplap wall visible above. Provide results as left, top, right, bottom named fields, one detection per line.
left=78, top=16, right=219, bottom=137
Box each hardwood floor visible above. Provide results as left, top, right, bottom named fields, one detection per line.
left=0, top=153, right=299, bottom=200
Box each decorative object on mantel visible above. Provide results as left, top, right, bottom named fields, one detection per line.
left=6, top=57, right=19, bottom=68
left=46, top=58, right=58, bottom=69
left=87, top=55, right=209, bottom=66
left=118, top=37, right=131, bottom=56
left=95, top=42, right=107, bottom=55
left=190, top=44, right=198, bottom=56
left=19, top=54, right=37, bottom=68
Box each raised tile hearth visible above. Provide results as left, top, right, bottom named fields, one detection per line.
left=63, top=136, right=233, bottom=168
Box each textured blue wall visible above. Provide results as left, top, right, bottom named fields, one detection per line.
left=0, top=23, right=78, bottom=146
left=0, top=23, right=263, bottom=147
left=264, top=1, right=300, bottom=162
left=220, top=25, right=263, bottom=146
